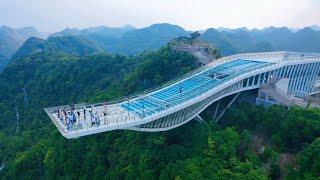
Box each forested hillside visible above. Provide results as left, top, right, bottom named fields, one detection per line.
left=0, top=45, right=320, bottom=179
left=13, top=36, right=103, bottom=58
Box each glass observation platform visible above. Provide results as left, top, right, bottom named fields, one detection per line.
left=120, top=59, right=270, bottom=117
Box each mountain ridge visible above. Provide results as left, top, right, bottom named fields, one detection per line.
left=7, top=23, right=320, bottom=66
left=13, top=36, right=102, bottom=58
left=0, top=25, right=44, bottom=71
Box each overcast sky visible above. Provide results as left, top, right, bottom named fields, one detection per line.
left=0, top=0, right=319, bottom=32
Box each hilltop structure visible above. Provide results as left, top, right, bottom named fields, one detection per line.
left=169, top=31, right=219, bottom=65
left=45, top=51, right=320, bottom=139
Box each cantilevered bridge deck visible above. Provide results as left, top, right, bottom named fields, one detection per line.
left=45, top=52, right=320, bottom=138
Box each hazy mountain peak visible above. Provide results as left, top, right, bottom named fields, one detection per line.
left=62, top=28, right=80, bottom=33
left=309, top=25, right=320, bottom=31
left=0, top=25, right=13, bottom=29
left=205, top=28, right=219, bottom=33
left=217, top=27, right=249, bottom=33
left=16, top=26, right=41, bottom=39
left=297, top=27, right=316, bottom=33
left=0, top=25, right=44, bottom=70
left=122, top=24, right=136, bottom=30
left=49, top=25, right=135, bottom=39
left=0, top=25, right=16, bottom=34
left=236, top=27, right=249, bottom=31
left=263, top=26, right=292, bottom=34
left=16, top=26, right=37, bottom=32
left=48, top=28, right=80, bottom=38
left=149, top=23, right=185, bottom=30
left=13, top=35, right=102, bottom=58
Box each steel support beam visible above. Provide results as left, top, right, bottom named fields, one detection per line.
left=213, top=100, right=220, bottom=121
left=194, top=115, right=205, bottom=123
left=216, top=92, right=241, bottom=122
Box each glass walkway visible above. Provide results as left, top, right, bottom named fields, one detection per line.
left=121, top=59, right=270, bottom=117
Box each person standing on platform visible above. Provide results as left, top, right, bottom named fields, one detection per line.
left=77, top=111, right=80, bottom=120
left=90, top=110, right=94, bottom=126
left=67, top=112, right=73, bottom=131
left=57, top=108, right=60, bottom=119
left=103, top=107, right=107, bottom=125
left=95, top=111, right=100, bottom=126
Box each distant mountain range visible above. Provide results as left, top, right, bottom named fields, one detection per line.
left=289, top=25, right=320, bottom=32
left=13, top=36, right=103, bottom=58
left=216, top=25, right=320, bottom=33
left=2, top=23, right=320, bottom=70
left=0, top=25, right=45, bottom=70
left=47, top=23, right=190, bottom=55
left=201, top=26, right=320, bottom=55
left=49, top=25, right=136, bottom=38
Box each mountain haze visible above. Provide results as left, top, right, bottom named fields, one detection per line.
left=202, top=26, right=320, bottom=55
left=4, top=23, right=320, bottom=69
left=49, top=25, right=135, bottom=38
left=47, top=23, right=190, bottom=55
left=114, top=23, right=190, bottom=54
left=14, top=36, right=102, bottom=58
left=309, top=25, right=320, bottom=31
left=41, top=23, right=320, bottom=57
left=0, top=25, right=43, bottom=70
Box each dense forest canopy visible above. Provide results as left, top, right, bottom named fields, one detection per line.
left=0, top=44, right=320, bottom=179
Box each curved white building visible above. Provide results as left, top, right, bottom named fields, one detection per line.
left=45, top=51, right=320, bottom=139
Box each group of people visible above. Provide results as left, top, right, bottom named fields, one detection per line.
left=56, top=104, right=109, bottom=131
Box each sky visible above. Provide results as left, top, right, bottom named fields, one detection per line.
left=0, top=0, right=319, bottom=32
